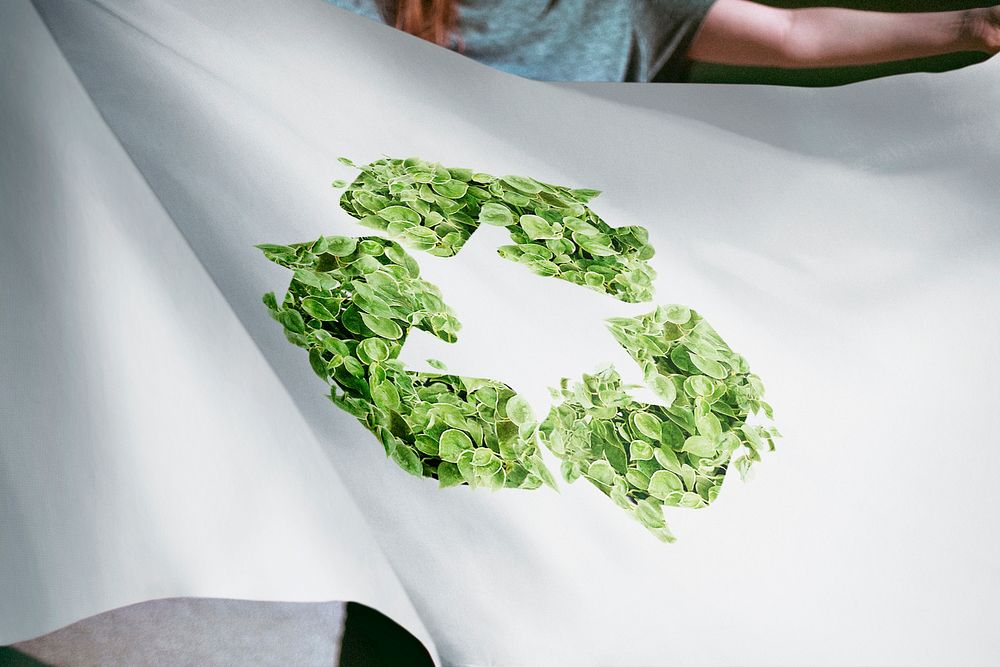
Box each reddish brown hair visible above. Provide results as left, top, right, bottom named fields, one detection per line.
left=390, top=0, right=460, bottom=48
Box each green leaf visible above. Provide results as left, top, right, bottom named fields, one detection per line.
left=478, top=202, right=515, bottom=227
left=634, top=498, right=665, bottom=529
left=380, top=205, right=422, bottom=224
left=437, top=461, right=464, bottom=488
left=695, top=413, right=723, bottom=440
left=342, top=356, right=365, bottom=377
left=733, top=455, right=753, bottom=481
left=587, top=460, right=615, bottom=486
left=372, top=382, right=401, bottom=411
left=256, top=244, right=296, bottom=264
left=360, top=312, right=403, bottom=340
left=648, top=374, right=677, bottom=407
left=570, top=188, right=601, bottom=202
left=577, top=234, right=616, bottom=257
left=519, top=214, right=559, bottom=240
left=625, top=469, right=650, bottom=490
left=505, top=394, right=534, bottom=427
left=629, top=440, right=654, bottom=461
left=456, top=450, right=477, bottom=486
left=659, top=421, right=685, bottom=450
left=532, top=459, right=559, bottom=490
left=690, top=354, right=727, bottom=380
left=648, top=470, right=683, bottom=499
left=501, top=175, right=544, bottom=194
left=391, top=445, right=423, bottom=477
left=472, top=448, right=496, bottom=466
left=682, top=435, right=716, bottom=457
left=277, top=309, right=306, bottom=334
left=358, top=214, right=388, bottom=231
left=431, top=179, right=469, bottom=199
left=300, top=297, right=338, bottom=321
left=604, top=442, right=628, bottom=474
left=357, top=337, right=390, bottom=363
left=561, top=460, right=582, bottom=483
left=449, top=168, right=474, bottom=182
left=308, top=348, right=328, bottom=379
left=741, top=424, right=768, bottom=453
left=678, top=491, right=706, bottom=509
left=665, top=406, right=696, bottom=435
left=415, top=435, right=439, bottom=457
left=432, top=403, right=468, bottom=431
left=653, top=446, right=681, bottom=472
left=439, top=429, right=474, bottom=462
left=684, top=375, right=716, bottom=397
left=632, top=412, right=662, bottom=441
left=661, top=304, right=691, bottom=324
left=262, top=292, right=280, bottom=315
left=325, top=236, right=358, bottom=257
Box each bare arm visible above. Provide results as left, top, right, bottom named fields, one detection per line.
left=688, top=0, right=1000, bottom=68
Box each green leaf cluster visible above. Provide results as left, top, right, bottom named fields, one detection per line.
left=338, top=157, right=481, bottom=257
left=258, top=158, right=781, bottom=543
left=336, top=156, right=657, bottom=303
left=538, top=306, right=778, bottom=542
left=258, top=234, right=554, bottom=490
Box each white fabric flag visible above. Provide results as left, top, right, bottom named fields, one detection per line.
left=3, top=0, right=1000, bottom=664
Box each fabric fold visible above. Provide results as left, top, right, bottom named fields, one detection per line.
left=0, top=1, right=436, bottom=659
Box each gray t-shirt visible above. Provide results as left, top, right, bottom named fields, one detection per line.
left=328, top=0, right=717, bottom=82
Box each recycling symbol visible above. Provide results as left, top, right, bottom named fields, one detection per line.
left=259, top=156, right=778, bottom=542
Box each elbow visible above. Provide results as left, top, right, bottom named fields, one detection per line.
left=773, top=10, right=827, bottom=67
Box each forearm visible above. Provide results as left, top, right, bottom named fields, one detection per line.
left=689, top=0, right=993, bottom=69
left=781, top=6, right=976, bottom=67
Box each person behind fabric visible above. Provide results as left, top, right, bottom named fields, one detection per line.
left=329, top=0, right=1000, bottom=82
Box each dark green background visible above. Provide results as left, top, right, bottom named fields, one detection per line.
left=687, top=0, right=993, bottom=85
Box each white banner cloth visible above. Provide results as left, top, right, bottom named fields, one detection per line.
left=3, top=1, right=999, bottom=664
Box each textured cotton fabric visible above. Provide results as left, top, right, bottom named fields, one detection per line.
left=7, top=1, right=1000, bottom=665
left=328, top=0, right=717, bottom=81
